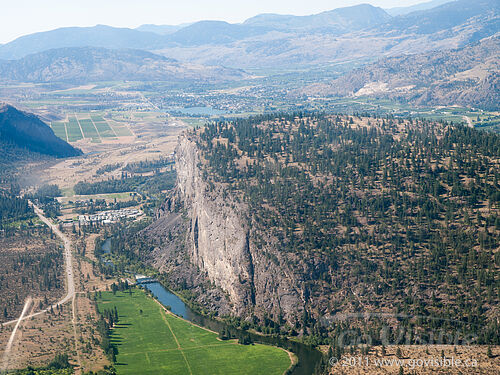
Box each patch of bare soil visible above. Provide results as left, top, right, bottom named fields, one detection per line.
left=0, top=302, right=73, bottom=369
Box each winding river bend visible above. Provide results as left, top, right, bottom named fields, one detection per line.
left=143, top=282, right=322, bottom=375
left=101, top=239, right=322, bottom=374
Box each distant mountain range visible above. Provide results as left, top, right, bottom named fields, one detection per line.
left=242, top=4, right=391, bottom=32
left=374, top=0, right=499, bottom=35
left=0, top=0, right=497, bottom=110
left=0, top=0, right=496, bottom=70
left=0, top=104, right=81, bottom=158
left=0, top=25, right=164, bottom=60
left=301, top=36, right=500, bottom=110
left=0, top=47, right=248, bottom=84
left=135, top=24, right=191, bottom=35
left=385, top=0, right=454, bottom=16
left=151, top=0, right=499, bottom=69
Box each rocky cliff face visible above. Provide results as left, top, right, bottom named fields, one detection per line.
left=150, top=134, right=304, bottom=322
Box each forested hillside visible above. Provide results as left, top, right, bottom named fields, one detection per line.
left=185, top=113, right=499, bottom=344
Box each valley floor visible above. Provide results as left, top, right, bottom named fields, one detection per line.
left=97, top=289, right=292, bottom=375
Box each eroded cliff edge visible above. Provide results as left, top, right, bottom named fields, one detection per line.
left=144, top=133, right=304, bottom=323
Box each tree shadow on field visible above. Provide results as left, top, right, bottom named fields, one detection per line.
left=114, top=323, right=131, bottom=327
left=110, top=334, right=123, bottom=346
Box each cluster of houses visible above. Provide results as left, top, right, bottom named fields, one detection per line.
left=78, top=208, right=142, bottom=225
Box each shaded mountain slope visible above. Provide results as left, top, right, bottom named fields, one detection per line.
left=0, top=104, right=82, bottom=157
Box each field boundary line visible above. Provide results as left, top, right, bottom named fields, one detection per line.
left=153, top=295, right=219, bottom=336
left=160, top=310, right=193, bottom=375
left=118, top=342, right=237, bottom=355
left=74, top=114, right=85, bottom=140
left=102, top=117, right=118, bottom=137
left=90, top=116, right=111, bottom=139
left=88, top=115, right=103, bottom=142
left=63, top=122, right=69, bottom=142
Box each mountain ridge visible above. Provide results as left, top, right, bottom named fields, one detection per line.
left=386, top=0, right=454, bottom=16
left=0, top=25, right=164, bottom=60
left=242, top=4, right=391, bottom=32
left=0, top=46, right=249, bottom=84
left=153, top=0, right=499, bottom=69
left=0, top=1, right=482, bottom=59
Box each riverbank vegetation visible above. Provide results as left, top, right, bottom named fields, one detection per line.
left=96, top=289, right=291, bottom=375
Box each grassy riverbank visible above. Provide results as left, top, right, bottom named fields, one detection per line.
left=97, top=289, right=291, bottom=374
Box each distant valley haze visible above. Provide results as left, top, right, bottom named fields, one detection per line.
left=0, top=0, right=453, bottom=44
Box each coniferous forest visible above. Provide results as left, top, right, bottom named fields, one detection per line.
left=192, top=113, right=499, bottom=345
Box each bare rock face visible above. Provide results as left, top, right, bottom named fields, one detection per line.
left=175, top=134, right=255, bottom=314
left=151, top=134, right=303, bottom=322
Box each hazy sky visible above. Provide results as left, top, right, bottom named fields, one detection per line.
left=1, top=0, right=430, bottom=44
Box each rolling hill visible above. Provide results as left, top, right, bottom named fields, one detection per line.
left=163, top=21, right=272, bottom=46
left=0, top=47, right=249, bottom=84
left=0, top=104, right=82, bottom=158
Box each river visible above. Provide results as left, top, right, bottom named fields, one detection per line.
left=101, top=239, right=321, bottom=374
left=172, top=106, right=227, bottom=116
left=143, top=282, right=322, bottom=375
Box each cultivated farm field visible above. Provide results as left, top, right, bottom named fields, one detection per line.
left=97, top=290, right=292, bottom=375
left=50, top=113, right=132, bottom=143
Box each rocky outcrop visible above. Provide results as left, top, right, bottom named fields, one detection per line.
left=149, top=134, right=304, bottom=322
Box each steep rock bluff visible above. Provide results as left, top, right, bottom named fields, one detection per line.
left=150, top=134, right=304, bottom=322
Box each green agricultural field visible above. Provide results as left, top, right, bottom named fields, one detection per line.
left=97, top=290, right=291, bottom=375
left=108, top=120, right=133, bottom=136
left=66, top=116, right=83, bottom=142
left=94, top=121, right=116, bottom=137
left=78, top=118, right=99, bottom=140
left=58, top=192, right=136, bottom=206
left=50, top=121, right=68, bottom=141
